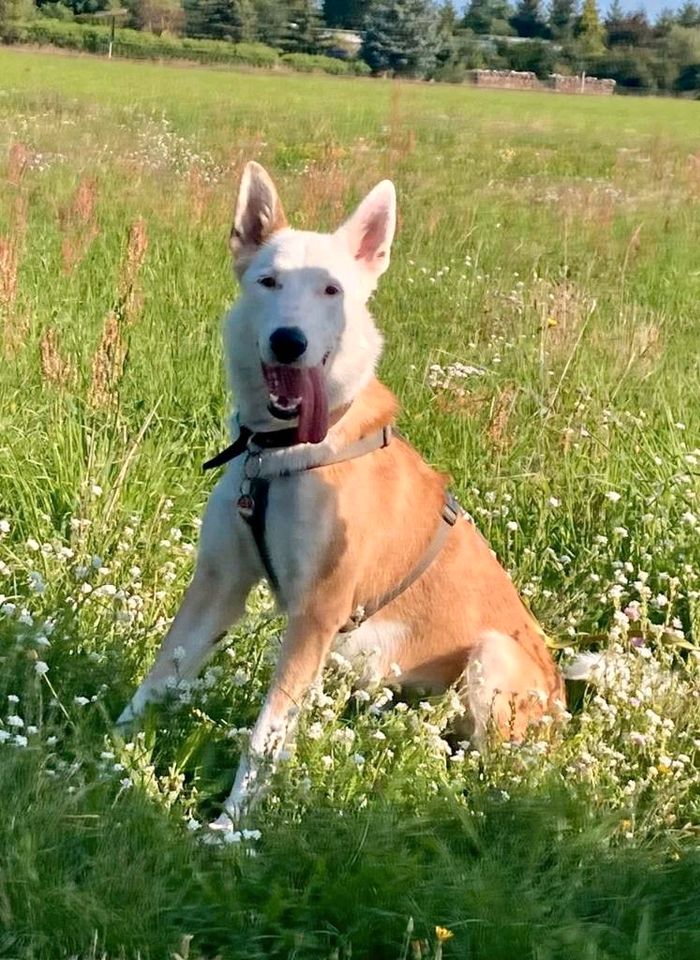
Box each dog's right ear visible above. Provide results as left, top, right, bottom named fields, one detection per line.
left=230, top=161, right=287, bottom=278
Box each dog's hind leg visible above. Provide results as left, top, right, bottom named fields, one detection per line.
left=116, top=482, right=259, bottom=727
left=464, top=629, right=560, bottom=746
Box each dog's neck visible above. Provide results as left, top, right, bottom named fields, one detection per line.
left=235, top=378, right=399, bottom=476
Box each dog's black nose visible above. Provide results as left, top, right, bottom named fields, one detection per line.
left=269, top=326, right=307, bottom=364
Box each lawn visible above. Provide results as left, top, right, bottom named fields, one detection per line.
left=0, top=48, right=699, bottom=959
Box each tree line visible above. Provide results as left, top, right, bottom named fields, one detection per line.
left=3, top=0, right=700, bottom=92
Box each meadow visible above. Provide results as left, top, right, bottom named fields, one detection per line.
left=0, top=48, right=699, bottom=959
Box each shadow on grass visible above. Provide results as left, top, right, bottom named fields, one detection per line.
left=1, top=749, right=698, bottom=960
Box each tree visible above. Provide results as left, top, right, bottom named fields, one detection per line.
left=183, top=0, right=258, bottom=40
left=510, top=0, right=549, bottom=38
left=500, top=35, right=556, bottom=73
left=576, top=0, right=604, bottom=54
left=361, top=0, right=440, bottom=76
left=252, top=0, right=288, bottom=46
left=0, top=0, right=33, bottom=36
left=283, top=0, right=322, bottom=52
left=549, top=0, right=576, bottom=39
left=322, top=0, right=371, bottom=27
left=463, top=0, right=512, bottom=34
left=604, top=8, right=652, bottom=47
left=433, top=0, right=459, bottom=74
left=677, top=1, right=700, bottom=28
left=128, top=0, right=185, bottom=34
left=35, top=0, right=111, bottom=11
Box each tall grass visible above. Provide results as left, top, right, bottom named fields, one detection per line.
left=0, top=49, right=698, bottom=959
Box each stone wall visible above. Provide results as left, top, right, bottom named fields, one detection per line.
left=549, top=74, right=616, bottom=95
left=470, top=69, right=539, bottom=90
left=467, top=69, right=616, bottom=95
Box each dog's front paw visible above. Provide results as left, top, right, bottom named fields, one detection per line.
left=209, top=812, right=236, bottom=833
left=113, top=703, right=140, bottom=735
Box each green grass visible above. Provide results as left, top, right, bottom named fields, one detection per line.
left=0, top=48, right=699, bottom=959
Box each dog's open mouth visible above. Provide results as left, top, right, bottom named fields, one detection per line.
left=262, top=361, right=329, bottom=444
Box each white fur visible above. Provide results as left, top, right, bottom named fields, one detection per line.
left=334, top=619, right=410, bottom=684
left=225, top=177, right=395, bottom=435
left=118, top=166, right=398, bottom=828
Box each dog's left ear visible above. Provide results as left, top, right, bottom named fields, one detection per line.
left=230, top=161, right=288, bottom=278
left=336, top=180, right=396, bottom=281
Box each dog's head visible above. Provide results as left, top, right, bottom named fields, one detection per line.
left=224, top=161, right=396, bottom=443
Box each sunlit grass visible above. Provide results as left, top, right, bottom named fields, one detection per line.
left=0, top=48, right=699, bottom=959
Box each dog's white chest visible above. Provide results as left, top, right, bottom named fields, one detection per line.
left=219, top=463, right=334, bottom=608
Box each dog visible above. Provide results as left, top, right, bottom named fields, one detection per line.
left=117, top=162, right=564, bottom=828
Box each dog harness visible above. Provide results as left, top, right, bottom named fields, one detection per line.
left=203, top=423, right=463, bottom=632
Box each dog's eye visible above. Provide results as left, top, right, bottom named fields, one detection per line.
left=324, top=284, right=341, bottom=296
left=258, top=276, right=278, bottom=290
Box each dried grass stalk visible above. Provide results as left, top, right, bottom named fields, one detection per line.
left=88, top=311, right=127, bottom=409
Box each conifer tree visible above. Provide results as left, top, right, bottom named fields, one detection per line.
left=362, top=0, right=440, bottom=76
left=322, top=0, right=372, bottom=28
left=549, top=0, right=576, bottom=39
left=510, top=0, right=548, bottom=38
left=577, top=0, right=604, bottom=55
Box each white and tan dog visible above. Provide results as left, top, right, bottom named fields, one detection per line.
left=118, top=162, right=563, bottom=826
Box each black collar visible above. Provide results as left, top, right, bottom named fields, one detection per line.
left=202, top=425, right=303, bottom=472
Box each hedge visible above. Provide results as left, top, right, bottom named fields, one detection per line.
left=281, top=52, right=370, bottom=76
left=3, top=20, right=369, bottom=77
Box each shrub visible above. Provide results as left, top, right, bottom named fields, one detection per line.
left=18, top=20, right=281, bottom=69
left=281, top=52, right=370, bottom=75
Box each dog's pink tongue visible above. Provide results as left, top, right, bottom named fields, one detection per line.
left=267, top=364, right=328, bottom=444
left=296, top=366, right=328, bottom=444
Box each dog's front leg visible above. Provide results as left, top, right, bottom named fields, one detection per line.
left=215, top=604, right=348, bottom=825
left=117, top=482, right=259, bottom=727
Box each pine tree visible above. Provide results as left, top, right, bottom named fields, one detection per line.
left=677, top=0, right=700, bottom=27
left=463, top=0, right=494, bottom=33
left=253, top=0, right=289, bottom=46
left=322, top=0, right=371, bottom=28
left=229, top=0, right=257, bottom=41
left=283, top=0, right=322, bottom=52
left=604, top=0, right=623, bottom=25
left=361, top=0, right=440, bottom=76
left=437, top=0, right=457, bottom=30
left=184, top=0, right=257, bottom=40
left=510, top=0, right=548, bottom=38
left=549, top=0, right=576, bottom=39
left=576, top=0, right=604, bottom=54
left=435, top=0, right=458, bottom=68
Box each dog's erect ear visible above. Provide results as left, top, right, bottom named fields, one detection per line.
left=336, top=180, right=396, bottom=280
left=230, top=161, right=287, bottom=277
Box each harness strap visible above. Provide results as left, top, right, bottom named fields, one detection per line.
left=233, top=426, right=392, bottom=596
left=203, top=419, right=465, bottom=630
left=338, top=492, right=462, bottom=633
left=245, top=477, right=280, bottom=594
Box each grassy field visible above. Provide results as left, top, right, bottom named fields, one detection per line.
left=1, top=48, right=699, bottom=959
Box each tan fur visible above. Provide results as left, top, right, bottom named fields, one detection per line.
left=118, top=166, right=564, bottom=826
left=264, top=377, right=563, bottom=741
